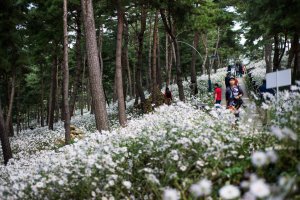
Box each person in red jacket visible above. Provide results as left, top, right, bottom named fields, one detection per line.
left=214, top=83, right=222, bottom=105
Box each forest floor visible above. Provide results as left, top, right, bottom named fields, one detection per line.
left=0, top=62, right=299, bottom=200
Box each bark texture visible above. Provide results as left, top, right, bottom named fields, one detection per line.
left=63, top=0, right=71, bottom=144
left=81, top=0, right=109, bottom=131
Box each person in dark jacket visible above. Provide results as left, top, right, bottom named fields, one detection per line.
left=235, top=63, right=240, bottom=77
left=239, top=63, right=243, bottom=77
left=225, top=73, right=231, bottom=88
left=227, top=65, right=232, bottom=73
left=226, top=77, right=244, bottom=110
left=164, top=87, right=173, bottom=105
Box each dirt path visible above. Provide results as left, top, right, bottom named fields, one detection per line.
left=221, top=76, right=263, bottom=131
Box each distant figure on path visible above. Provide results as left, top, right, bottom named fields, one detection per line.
left=225, top=73, right=231, bottom=88
left=214, top=83, right=222, bottom=106
left=231, top=66, right=236, bottom=77
left=164, top=87, right=173, bottom=105
left=239, top=63, right=243, bottom=77
left=227, top=65, right=232, bottom=73
left=235, top=63, right=240, bottom=77
left=243, top=65, right=246, bottom=75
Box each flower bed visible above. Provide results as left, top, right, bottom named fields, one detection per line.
left=0, top=101, right=275, bottom=199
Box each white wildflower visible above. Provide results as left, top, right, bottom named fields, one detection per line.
left=170, top=150, right=179, bottom=161
left=251, top=151, right=267, bottom=167
left=122, top=181, right=132, bottom=190
left=58, top=180, right=64, bottom=186
left=163, top=188, right=180, bottom=200
left=190, top=179, right=212, bottom=197
left=240, top=181, right=250, bottom=189
left=278, top=176, right=289, bottom=187
left=196, top=160, right=205, bottom=167
left=35, top=182, right=44, bottom=188
left=179, top=165, right=187, bottom=171
left=219, top=185, right=240, bottom=200
left=290, top=85, right=298, bottom=91
left=266, top=150, right=278, bottom=163
left=250, top=180, right=270, bottom=198
left=108, top=180, right=115, bottom=186
left=243, top=192, right=256, bottom=200
left=282, top=127, right=297, bottom=141
left=147, top=174, right=160, bottom=185
left=270, top=126, right=285, bottom=140
left=261, top=103, right=269, bottom=110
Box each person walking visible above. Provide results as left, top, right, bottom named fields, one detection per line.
left=230, top=66, right=236, bottom=77
left=227, top=65, right=232, bottom=73
left=239, top=63, right=243, bottom=77
left=226, top=77, right=244, bottom=114
left=242, top=65, right=246, bottom=75
left=164, top=87, right=173, bottom=105
left=225, top=73, right=231, bottom=88
left=235, top=63, right=240, bottom=77
left=214, top=83, right=222, bottom=106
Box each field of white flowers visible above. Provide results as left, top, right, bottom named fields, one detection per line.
left=0, top=63, right=299, bottom=200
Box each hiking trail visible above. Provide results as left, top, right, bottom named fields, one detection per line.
left=221, top=77, right=263, bottom=131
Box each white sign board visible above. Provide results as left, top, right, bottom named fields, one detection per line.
left=266, top=69, right=291, bottom=89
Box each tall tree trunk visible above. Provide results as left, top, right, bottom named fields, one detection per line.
left=81, top=0, right=109, bottom=131
left=0, top=99, right=12, bottom=165
left=135, top=6, right=147, bottom=109
left=63, top=0, right=71, bottom=144
left=293, top=33, right=300, bottom=82
left=151, top=11, right=159, bottom=104
left=264, top=38, right=273, bottom=73
left=201, top=33, right=208, bottom=75
left=278, top=33, right=287, bottom=66
left=115, top=1, right=127, bottom=126
left=147, top=16, right=153, bottom=91
left=213, top=27, right=220, bottom=73
left=165, top=33, right=169, bottom=86
left=6, top=70, right=15, bottom=137
left=160, top=9, right=185, bottom=101
left=70, top=8, right=83, bottom=117
left=55, top=63, right=60, bottom=123
left=190, top=31, right=199, bottom=95
left=173, top=38, right=184, bottom=101
left=81, top=55, right=86, bottom=115
left=287, top=38, right=295, bottom=69
left=123, top=19, right=132, bottom=98
left=40, top=65, right=45, bottom=127
left=157, top=29, right=162, bottom=89
left=165, top=34, right=172, bottom=87
left=48, top=57, right=57, bottom=130
left=27, top=109, right=29, bottom=129
left=273, top=33, right=280, bottom=71
left=60, top=70, right=64, bottom=121
left=98, top=25, right=110, bottom=107
left=98, top=25, right=104, bottom=78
